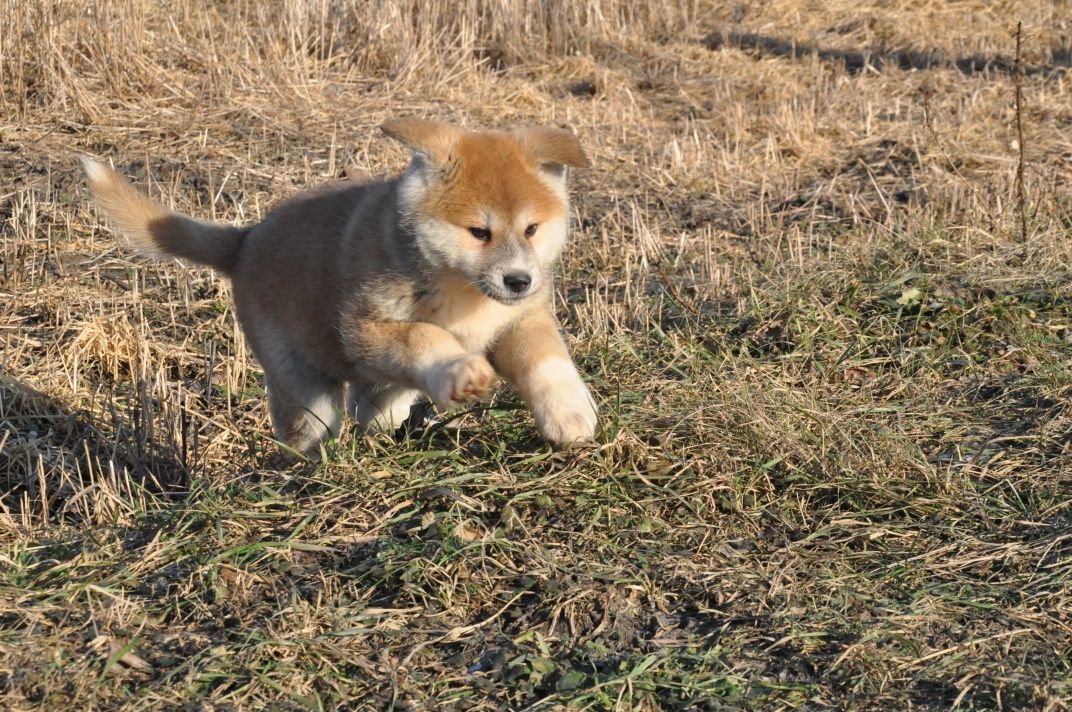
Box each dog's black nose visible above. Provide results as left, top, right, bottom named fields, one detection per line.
left=503, top=272, right=532, bottom=294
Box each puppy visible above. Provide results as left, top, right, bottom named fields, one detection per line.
left=81, top=119, right=598, bottom=452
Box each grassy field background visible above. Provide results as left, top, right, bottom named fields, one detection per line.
left=3, top=1, right=1072, bottom=709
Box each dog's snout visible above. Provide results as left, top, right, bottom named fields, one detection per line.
left=503, top=271, right=532, bottom=295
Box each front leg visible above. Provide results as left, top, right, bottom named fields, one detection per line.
left=342, top=318, right=497, bottom=412
left=492, top=308, right=598, bottom=445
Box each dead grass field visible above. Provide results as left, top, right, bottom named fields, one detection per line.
left=2, top=1, right=1072, bottom=709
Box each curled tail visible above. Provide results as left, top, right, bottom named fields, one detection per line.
left=81, top=158, right=248, bottom=275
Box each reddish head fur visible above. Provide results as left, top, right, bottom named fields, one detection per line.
left=429, top=132, right=563, bottom=230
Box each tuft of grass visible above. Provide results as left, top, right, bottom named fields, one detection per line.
left=3, top=1, right=1072, bottom=709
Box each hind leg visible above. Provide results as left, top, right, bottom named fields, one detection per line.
left=265, top=371, right=343, bottom=452
left=349, top=380, right=420, bottom=434
left=233, top=300, right=343, bottom=453
left=257, top=349, right=344, bottom=453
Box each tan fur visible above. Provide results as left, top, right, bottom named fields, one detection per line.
left=82, top=119, right=598, bottom=452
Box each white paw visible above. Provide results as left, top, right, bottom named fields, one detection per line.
left=426, top=354, right=497, bottom=411
left=528, top=358, right=598, bottom=445
left=352, top=383, right=419, bottom=433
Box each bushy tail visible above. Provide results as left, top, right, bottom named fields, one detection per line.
left=81, top=158, right=248, bottom=275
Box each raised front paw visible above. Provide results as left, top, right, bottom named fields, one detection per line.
left=427, top=354, right=497, bottom=411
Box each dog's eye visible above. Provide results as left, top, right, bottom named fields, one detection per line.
left=468, top=227, right=492, bottom=242
left=524, top=224, right=538, bottom=238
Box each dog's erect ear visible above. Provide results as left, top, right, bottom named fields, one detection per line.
left=513, top=127, right=591, bottom=174
left=381, top=118, right=460, bottom=165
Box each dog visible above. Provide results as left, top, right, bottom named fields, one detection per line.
left=81, top=118, right=598, bottom=452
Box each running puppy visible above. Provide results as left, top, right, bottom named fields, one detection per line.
left=81, top=119, right=598, bottom=451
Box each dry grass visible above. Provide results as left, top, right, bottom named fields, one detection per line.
left=3, top=0, right=1072, bottom=709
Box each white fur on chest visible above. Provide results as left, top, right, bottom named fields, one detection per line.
left=417, top=278, right=520, bottom=353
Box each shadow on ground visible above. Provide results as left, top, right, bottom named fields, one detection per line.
left=704, top=30, right=1070, bottom=78
left=0, top=374, right=189, bottom=524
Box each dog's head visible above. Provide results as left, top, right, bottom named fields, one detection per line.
left=384, top=118, right=589, bottom=305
